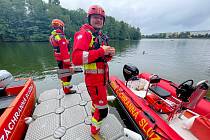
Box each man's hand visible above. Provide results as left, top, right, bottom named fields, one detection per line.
left=109, top=47, right=115, bottom=56
left=101, top=45, right=111, bottom=55
left=101, top=45, right=115, bottom=56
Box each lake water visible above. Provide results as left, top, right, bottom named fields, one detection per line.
left=0, top=39, right=210, bottom=95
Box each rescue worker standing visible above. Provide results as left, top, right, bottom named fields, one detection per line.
left=72, top=5, right=115, bottom=140
left=49, top=19, right=76, bottom=94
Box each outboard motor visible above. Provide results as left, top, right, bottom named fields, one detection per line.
left=0, top=70, right=14, bottom=89
left=123, top=64, right=139, bottom=82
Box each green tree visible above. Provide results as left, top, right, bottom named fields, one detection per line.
left=52, top=0, right=60, bottom=5
left=119, top=21, right=128, bottom=40
left=0, top=1, right=141, bottom=42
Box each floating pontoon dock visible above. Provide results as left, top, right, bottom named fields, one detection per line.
left=25, top=83, right=136, bottom=140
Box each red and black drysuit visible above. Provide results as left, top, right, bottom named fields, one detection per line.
left=49, top=29, right=73, bottom=94
left=72, top=24, right=112, bottom=134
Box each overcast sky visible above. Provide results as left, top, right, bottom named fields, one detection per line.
left=46, top=0, right=210, bottom=34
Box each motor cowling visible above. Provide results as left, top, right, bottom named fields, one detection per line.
left=123, top=64, right=139, bottom=81
left=0, top=70, right=14, bottom=88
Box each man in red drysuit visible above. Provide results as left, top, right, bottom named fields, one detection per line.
left=72, top=5, right=115, bottom=140
left=49, top=19, right=76, bottom=94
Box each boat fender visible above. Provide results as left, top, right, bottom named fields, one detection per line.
left=124, top=128, right=143, bottom=140
left=107, top=95, right=116, bottom=101
left=24, top=117, right=34, bottom=125
left=182, top=115, right=199, bottom=129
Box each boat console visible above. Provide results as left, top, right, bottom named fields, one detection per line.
left=170, top=80, right=195, bottom=103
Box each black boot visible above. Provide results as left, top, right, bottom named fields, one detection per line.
left=68, top=90, right=76, bottom=94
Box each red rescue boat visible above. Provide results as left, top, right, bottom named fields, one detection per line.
left=0, top=70, right=36, bottom=140
left=109, top=64, right=210, bottom=140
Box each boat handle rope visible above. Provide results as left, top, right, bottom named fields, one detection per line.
left=143, top=111, right=155, bottom=123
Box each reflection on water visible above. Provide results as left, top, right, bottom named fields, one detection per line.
left=0, top=42, right=56, bottom=77
left=0, top=39, right=210, bottom=95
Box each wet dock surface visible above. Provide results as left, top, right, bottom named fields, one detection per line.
left=25, top=83, right=132, bottom=140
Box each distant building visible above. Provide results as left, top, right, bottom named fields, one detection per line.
left=190, top=30, right=210, bottom=36
left=143, top=30, right=210, bottom=38
left=166, top=32, right=173, bottom=38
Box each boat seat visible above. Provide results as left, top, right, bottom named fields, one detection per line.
left=6, top=79, right=27, bottom=88
left=149, top=86, right=171, bottom=99
left=0, top=95, right=16, bottom=109
left=5, top=79, right=27, bottom=96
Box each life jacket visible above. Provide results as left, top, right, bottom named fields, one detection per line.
left=82, top=24, right=110, bottom=75
left=49, top=29, right=70, bottom=61
left=80, top=24, right=111, bottom=85
left=88, top=31, right=109, bottom=62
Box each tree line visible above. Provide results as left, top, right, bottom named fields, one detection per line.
left=0, top=0, right=141, bottom=42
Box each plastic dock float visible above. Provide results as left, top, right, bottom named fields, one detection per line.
left=25, top=83, right=134, bottom=140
